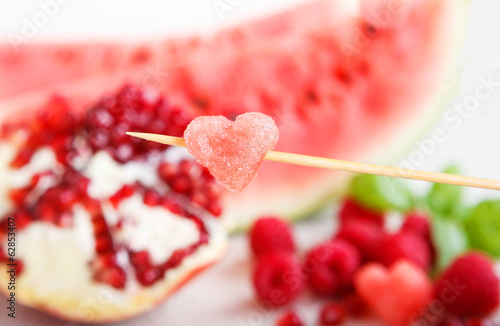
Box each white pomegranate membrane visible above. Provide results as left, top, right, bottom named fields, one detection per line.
left=0, top=85, right=226, bottom=322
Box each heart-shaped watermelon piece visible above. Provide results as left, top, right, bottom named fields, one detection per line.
left=184, top=113, right=279, bottom=192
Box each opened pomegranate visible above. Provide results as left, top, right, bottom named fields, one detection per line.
left=0, top=85, right=226, bottom=323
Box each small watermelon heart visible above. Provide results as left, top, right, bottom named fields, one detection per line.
left=184, top=112, right=279, bottom=192
left=354, top=260, right=433, bottom=326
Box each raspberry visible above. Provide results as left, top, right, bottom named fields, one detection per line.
left=303, top=240, right=360, bottom=296
left=401, top=211, right=436, bottom=263
left=438, top=315, right=463, bottom=326
left=338, top=197, right=384, bottom=228
left=374, top=231, right=431, bottom=271
left=401, top=211, right=431, bottom=239
left=276, top=311, right=304, bottom=326
left=250, top=216, right=295, bottom=257
left=335, top=220, right=383, bottom=262
left=342, top=293, right=368, bottom=317
left=319, top=302, right=346, bottom=326
left=434, top=252, right=499, bottom=316
left=463, top=318, right=494, bottom=326
left=252, top=252, right=304, bottom=306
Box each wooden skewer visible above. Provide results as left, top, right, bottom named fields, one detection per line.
left=126, top=132, right=500, bottom=191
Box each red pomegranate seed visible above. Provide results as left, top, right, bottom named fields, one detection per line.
left=170, top=175, right=192, bottom=194
left=10, top=148, right=33, bottom=168
left=120, top=184, right=135, bottom=197
left=198, top=232, right=209, bottom=245
left=204, top=182, right=221, bottom=199
left=149, top=119, right=168, bottom=136
left=12, top=209, right=32, bottom=229
left=57, top=188, right=78, bottom=209
left=134, top=111, right=154, bottom=129
left=50, top=135, right=72, bottom=151
left=158, top=162, right=177, bottom=182
left=91, top=252, right=117, bottom=271
left=114, top=143, right=134, bottom=163
left=9, top=188, right=30, bottom=205
left=109, top=184, right=135, bottom=208
left=93, top=265, right=126, bottom=289
left=87, top=129, right=109, bottom=148
left=56, top=150, right=73, bottom=165
left=29, top=173, right=42, bottom=188
left=190, top=191, right=208, bottom=208
left=163, top=249, right=187, bottom=269
left=92, top=215, right=109, bottom=234
left=95, top=233, right=113, bottom=254
left=206, top=201, right=222, bottom=217
left=179, top=160, right=195, bottom=176
left=42, top=187, right=59, bottom=202
left=143, top=189, right=162, bottom=207
left=76, top=177, right=90, bottom=196
left=89, top=108, right=114, bottom=129
left=169, top=110, right=190, bottom=136
left=276, top=311, right=304, bottom=326
left=37, top=203, right=57, bottom=222
left=201, top=166, right=213, bottom=179
left=162, top=197, right=183, bottom=215
left=319, top=303, right=346, bottom=326
left=129, top=250, right=151, bottom=268
left=136, top=266, right=163, bottom=286
left=84, top=198, right=102, bottom=216
left=13, top=260, right=24, bottom=275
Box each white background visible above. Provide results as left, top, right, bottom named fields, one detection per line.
left=1, top=0, right=500, bottom=325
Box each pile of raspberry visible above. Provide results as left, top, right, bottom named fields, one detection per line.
left=248, top=198, right=500, bottom=326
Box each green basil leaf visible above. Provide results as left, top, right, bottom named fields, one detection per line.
left=350, top=174, right=413, bottom=212
left=464, top=200, right=500, bottom=258
left=427, top=166, right=464, bottom=217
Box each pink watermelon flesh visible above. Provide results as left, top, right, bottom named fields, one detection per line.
left=0, top=0, right=465, bottom=230
left=184, top=113, right=279, bottom=193
left=0, top=39, right=196, bottom=99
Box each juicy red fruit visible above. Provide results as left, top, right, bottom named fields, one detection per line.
left=0, top=84, right=224, bottom=291
left=84, top=84, right=191, bottom=163
left=158, top=159, right=223, bottom=217
left=252, top=252, right=304, bottom=306
left=276, top=312, right=304, bottom=326
left=303, top=240, right=360, bottom=296
left=401, top=211, right=431, bottom=239
left=434, top=252, right=499, bottom=316
left=338, top=197, right=384, bottom=228
left=5, top=96, right=80, bottom=168
left=401, top=211, right=436, bottom=263
left=183, top=113, right=279, bottom=193
left=250, top=216, right=295, bottom=257
left=319, top=302, right=347, bottom=326
left=374, top=231, right=431, bottom=271
left=335, top=220, right=382, bottom=262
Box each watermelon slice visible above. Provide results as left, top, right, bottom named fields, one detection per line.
left=0, top=0, right=466, bottom=231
